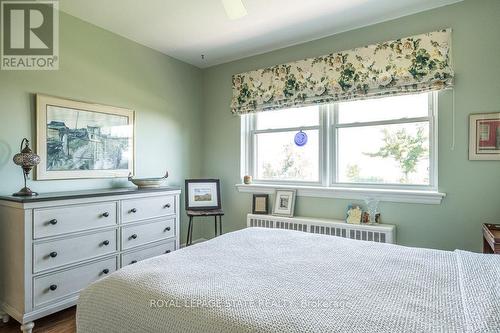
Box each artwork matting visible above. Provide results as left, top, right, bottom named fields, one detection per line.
left=469, top=112, right=500, bottom=161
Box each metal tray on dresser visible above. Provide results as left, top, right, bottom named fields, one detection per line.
left=0, top=187, right=181, bottom=333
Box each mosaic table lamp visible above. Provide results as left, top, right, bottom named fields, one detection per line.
left=12, top=138, right=40, bottom=196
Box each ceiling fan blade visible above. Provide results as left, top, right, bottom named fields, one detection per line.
left=222, top=0, right=247, bottom=20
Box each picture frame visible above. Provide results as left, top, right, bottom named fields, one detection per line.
left=272, top=189, right=296, bottom=217
left=252, top=194, right=269, bottom=215
left=36, top=94, right=135, bottom=180
left=185, top=179, right=221, bottom=211
left=469, top=112, right=500, bottom=160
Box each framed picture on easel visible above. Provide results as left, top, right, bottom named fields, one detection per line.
left=185, top=179, right=221, bottom=210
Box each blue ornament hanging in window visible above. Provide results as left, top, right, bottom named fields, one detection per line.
left=294, top=130, right=308, bottom=146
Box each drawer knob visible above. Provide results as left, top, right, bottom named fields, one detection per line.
left=164, top=203, right=171, bottom=208
left=102, top=268, right=110, bottom=274
left=49, top=251, right=58, bottom=258
left=102, top=240, right=110, bottom=246
left=165, top=250, right=171, bottom=254
left=130, top=208, right=137, bottom=213
left=49, top=219, right=58, bottom=225
left=164, top=227, right=171, bottom=232
left=102, top=212, right=110, bottom=218
left=130, top=234, right=138, bottom=240
left=130, top=260, right=137, bottom=264
left=49, top=284, right=57, bottom=291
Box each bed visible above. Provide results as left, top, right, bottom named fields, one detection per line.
left=76, top=227, right=500, bottom=333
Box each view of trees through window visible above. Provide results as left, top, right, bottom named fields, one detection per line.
left=262, top=143, right=312, bottom=180
left=344, top=126, right=429, bottom=184
left=247, top=93, right=434, bottom=187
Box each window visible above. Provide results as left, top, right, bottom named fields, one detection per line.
left=248, top=106, right=321, bottom=183
left=242, top=92, right=437, bottom=190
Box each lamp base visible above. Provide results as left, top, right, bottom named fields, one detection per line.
left=13, top=187, right=38, bottom=197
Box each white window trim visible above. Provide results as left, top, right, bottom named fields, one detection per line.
left=238, top=92, right=445, bottom=204
left=235, top=183, right=445, bottom=205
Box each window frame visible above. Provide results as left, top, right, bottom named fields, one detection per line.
left=241, top=92, right=438, bottom=192
left=242, top=106, right=325, bottom=186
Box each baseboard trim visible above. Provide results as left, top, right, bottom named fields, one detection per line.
left=180, top=238, right=206, bottom=248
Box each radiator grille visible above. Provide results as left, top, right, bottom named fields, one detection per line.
left=247, top=214, right=395, bottom=244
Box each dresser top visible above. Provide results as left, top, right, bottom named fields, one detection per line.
left=0, top=187, right=181, bottom=203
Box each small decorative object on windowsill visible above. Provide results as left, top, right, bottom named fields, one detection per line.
left=346, top=205, right=362, bottom=224
left=362, top=212, right=381, bottom=224
left=12, top=138, right=40, bottom=197
left=252, top=194, right=269, bottom=214
left=243, top=175, right=252, bottom=184
left=128, top=170, right=169, bottom=189
left=362, top=211, right=369, bottom=223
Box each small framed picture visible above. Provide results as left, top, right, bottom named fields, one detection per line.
left=185, top=179, right=221, bottom=211
left=469, top=112, right=500, bottom=160
left=252, top=194, right=269, bottom=214
left=272, top=189, right=296, bottom=217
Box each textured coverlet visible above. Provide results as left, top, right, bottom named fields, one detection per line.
left=77, top=228, right=499, bottom=333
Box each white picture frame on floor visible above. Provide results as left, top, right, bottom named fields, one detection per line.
left=272, top=189, right=296, bottom=217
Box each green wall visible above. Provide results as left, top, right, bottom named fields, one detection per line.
left=0, top=13, right=205, bottom=241
left=201, top=0, right=500, bottom=251
left=1, top=0, right=499, bottom=251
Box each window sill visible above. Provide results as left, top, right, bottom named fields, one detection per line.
left=235, top=183, right=445, bottom=205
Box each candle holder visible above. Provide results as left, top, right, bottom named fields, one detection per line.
left=12, top=138, right=40, bottom=197
left=364, top=198, right=380, bottom=225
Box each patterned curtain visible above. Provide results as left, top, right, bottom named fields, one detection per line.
left=231, top=29, right=453, bottom=115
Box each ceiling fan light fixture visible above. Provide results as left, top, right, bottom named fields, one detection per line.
left=222, top=0, right=247, bottom=20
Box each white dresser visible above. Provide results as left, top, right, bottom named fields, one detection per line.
left=0, top=187, right=181, bottom=333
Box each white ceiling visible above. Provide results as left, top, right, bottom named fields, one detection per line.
left=59, top=0, right=462, bottom=68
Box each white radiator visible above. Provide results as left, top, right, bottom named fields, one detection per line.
left=247, top=214, right=396, bottom=244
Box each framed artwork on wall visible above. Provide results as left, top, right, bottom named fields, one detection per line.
left=36, top=94, right=135, bottom=180
left=272, top=189, right=296, bottom=217
left=252, top=194, right=269, bottom=214
left=469, top=112, right=500, bottom=160
left=185, top=179, right=221, bottom=210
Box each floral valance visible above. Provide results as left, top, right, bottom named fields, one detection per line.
left=231, top=29, right=453, bottom=115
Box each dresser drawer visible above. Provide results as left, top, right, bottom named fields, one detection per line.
left=121, top=241, right=175, bottom=266
left=33, top=202, right=117, bottom=239
left=33, top=256, right=117, bottom=308
left=33, top=229, right=117, bottom=273
left=121, top=218, right=175, bottom=250
left=121, top=195, right=175, bottom=223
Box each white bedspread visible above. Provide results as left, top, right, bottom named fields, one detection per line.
left=76, top=228, right=500, bottom=333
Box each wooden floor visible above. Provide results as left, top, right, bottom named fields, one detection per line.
left=0, top=307, right=76, bottom=333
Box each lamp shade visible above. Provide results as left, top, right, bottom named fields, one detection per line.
left=12, top=138, right=40, bottom=197
left=13, top=140, right=40, bottom=171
